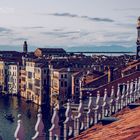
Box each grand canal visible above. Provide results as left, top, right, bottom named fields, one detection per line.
left=0, top=95, right=51, bottom=140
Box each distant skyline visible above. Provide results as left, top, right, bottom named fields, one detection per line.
left=0, top=0, right=140, bottom=51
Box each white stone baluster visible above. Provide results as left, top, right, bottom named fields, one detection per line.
left=115, top=84, right=121, bottom=112
left=138, top=77, right=140, bottom=99
left=102, top=89, right=109, bottom=118
left=130, top=80, right=134, bottom=103
left=109, top=86, right=115, bottom=115
left=64, top=100, right=74, bottom=140
left=49, top=106, right=60, bottom=140
left=86, top=93, right=94, bottom=128
left=74, top=97, right=84, bottom=136
left=94, top=91, right=101, bottom=124
left=32, top=108, right=46, bottom=140
left=134, top=78, right=138, bottom=101
left=14, top=114, right=24, bottom=140
left=126, top=81, right=130, bottom=105
left=121, top=83, right=126, bottom=109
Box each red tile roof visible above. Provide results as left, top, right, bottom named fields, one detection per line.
left=71, top=106, right=140, bottom=140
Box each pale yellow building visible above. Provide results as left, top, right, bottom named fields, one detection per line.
left=0, top=60, right=5, bottom=92
left=50, top=67, right=80, bottom=106
left=25, top=59, right=48, bottom=105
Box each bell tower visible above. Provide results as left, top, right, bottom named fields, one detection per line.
left=136, top=17, right=140, bottom=59
left=23, top=41, right=28, bottom=54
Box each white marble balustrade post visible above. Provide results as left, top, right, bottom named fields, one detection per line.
left=49, top=106, right=60, bottom=140
left=102, top=89, right=109, bottom=118
left=130, top=80, right=134, bottom=103
left=126, top=81, right=130, bottom=105
left=121, top=83, right=126, bottom=109
left=138, top=77, right=140, bottom=99
left=86, top=93, right=94, bottom=129
left=94, top=91, right=101, bottom=124
left=32, top=108, right=46, bottom=140
left=14, top=114, right=24, bottom=140
left=134, top=78, right=138, bottom=101
left=74, top=97, right=84, bottom=136
left=109, top=86, right=116, bottom=115
left=115, top=84, right=121, bottom=112
left=63, top=100, right=74, bottom=140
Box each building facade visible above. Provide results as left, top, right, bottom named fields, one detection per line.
left=7, top=62, right=19, bottom=95
left=25, top=59, right=48, bottom=105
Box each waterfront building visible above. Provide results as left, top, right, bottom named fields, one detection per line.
left=136, top=17, right=140, bottom=59
left=7, top=62, right=20, bottom=95
left=25, top=58, right=48, bottom=105
left=50, top=67, right=80, bottom=106
left=0, top=59, right=6, bottom=92
left=0, top=51, right=22, bottom=59
left=71, top=69, right=104, bottom=100
left=34, top=48, right=66, bottom=57
left=19, top=66, right=26, bottom=98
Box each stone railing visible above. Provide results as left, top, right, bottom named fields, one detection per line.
left=49, top=77, right=140, bottom=140
left=14, top=108, right=46, bottom=140
left=4, top=76, right=139, bottom=140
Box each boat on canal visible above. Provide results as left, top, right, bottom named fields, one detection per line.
left=4, top=113, right=14, bottom=122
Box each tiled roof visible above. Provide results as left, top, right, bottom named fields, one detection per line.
left=37, top=48, right=66, bottom=53
left=71, top=106, right=140, bottom=140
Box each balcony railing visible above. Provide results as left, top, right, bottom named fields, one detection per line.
left=4, top=73, right=140, bottom=140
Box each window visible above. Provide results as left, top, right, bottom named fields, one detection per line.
left=76, top=87, right=79, bottom=92
left=61, top=74, right=63, bottom=78
left=76, top=79, right=79, bottom=84
left=28, top=83, right=33, bottom=90
left=22, top=77, right=26, bottom=81
left=64, top=74, right=67, bottom=78
left=61, top=81, right=63, bottom=87
left=64, top=81, right=67, bottom=87
left=44, top=79, right=46, bottom=85
left=28, top=72, right=32, bottom=79
left=35, top=79, right=40, bottom=87
left=44, top=69, right=47, bottom=74
left=35, top=88, right=40, bottom=96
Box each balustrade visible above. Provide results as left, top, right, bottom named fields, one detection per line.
left=13, top=77, right=140, bottom=140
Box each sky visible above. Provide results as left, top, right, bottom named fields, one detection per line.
left=0, top=0, right=140, bottom=51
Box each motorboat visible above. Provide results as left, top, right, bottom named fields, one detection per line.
left=4, top=113, right=14, bottom=122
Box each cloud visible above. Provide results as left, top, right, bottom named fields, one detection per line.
left=49, top=13, right=78, bottom=18
left=116, top=23, right=136, bottom=28
left=82, top=17, right=114, bottom=22
left=0, top=7, right=15, bottom=14
left=48, top=12, right=114, bottom=22
left=41, top=29, right=90, bottom=39
left=22, top=26, right=45, bottom=30
left=0, top=27, right=12, bottom=33
left=13, top=37, right=28, bottom=41
left=114, top=8, right=140, bottom=11
left=42, top=30, right=80, bottom=38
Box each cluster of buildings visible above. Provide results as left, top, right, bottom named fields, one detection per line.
left=0, top=43, right=137, bottom=106
left=0, top=17, right=140, bottom=107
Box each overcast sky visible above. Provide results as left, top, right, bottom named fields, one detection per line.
left=0, top=0, right=140, bottom=50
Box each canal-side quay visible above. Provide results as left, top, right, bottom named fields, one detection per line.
left=0, top=95, right=51, bottom=140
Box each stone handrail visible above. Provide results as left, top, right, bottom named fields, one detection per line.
left=49, top=77, right=140, bottom=140
left=13, top=76, right=140, bottom=140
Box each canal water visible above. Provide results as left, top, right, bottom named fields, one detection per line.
left=0, top=95, right=51, bottom=140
